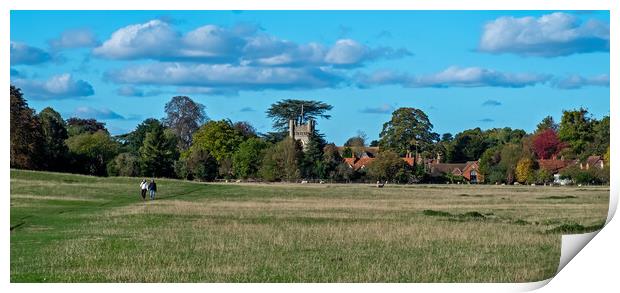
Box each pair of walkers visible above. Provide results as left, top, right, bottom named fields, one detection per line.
left=140, top=179, right=157, bottom=201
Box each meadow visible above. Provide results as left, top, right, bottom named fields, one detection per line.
left=10, top=169, right=608, bottom=282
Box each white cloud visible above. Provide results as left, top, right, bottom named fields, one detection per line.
left=12, top=73, right=94, bottom=99
left=10, top=41, right=52, bottom=65
left=93, top=20, right=179, bottom=59
left=479, top=12, right=609, bottom=57
left=552, top=74, right=609, bottom=89
left=106, top=62, right=344, bottom=91
left=49, top=28, right=99, bottom=50
left=356, top=66, right=550, bottom=88
left=93, top=20, right=410, bottom=67
left=73, top=106, right=125, bottom=120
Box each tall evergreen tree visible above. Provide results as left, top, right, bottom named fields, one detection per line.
left=139, top=125, right=178, bottom=177
left=266, top=99, right=333, bottom=131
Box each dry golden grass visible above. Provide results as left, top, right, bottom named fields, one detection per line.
left=10, top=170, right=608, bottom=282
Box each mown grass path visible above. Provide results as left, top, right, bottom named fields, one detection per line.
left=10, top=170, right=609, bottom=282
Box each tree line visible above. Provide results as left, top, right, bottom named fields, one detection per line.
left=10, top=85, right=609, bottom=184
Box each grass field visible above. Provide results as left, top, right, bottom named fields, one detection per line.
left=10, top=169, right=609, bottom=282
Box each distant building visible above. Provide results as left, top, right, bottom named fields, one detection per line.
left=288, top=118, right=315, bottom=151
left=339, top=146, right=483, bottom=183
left=582, top=155, right=604, bottom=170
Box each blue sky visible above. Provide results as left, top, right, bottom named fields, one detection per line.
left=10, top=10, right=610, bottom=144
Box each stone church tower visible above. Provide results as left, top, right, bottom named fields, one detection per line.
left=288, top=118, right=315, bottom=151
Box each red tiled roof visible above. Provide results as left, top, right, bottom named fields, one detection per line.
left=538, top=159, right=574, bottom=173
left=586, top=155, right=602, bottom=166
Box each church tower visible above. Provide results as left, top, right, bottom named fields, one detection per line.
left=288, top=105, right=315, bottom=151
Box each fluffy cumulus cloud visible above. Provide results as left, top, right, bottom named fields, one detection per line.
left=360, top=103, right=395, bottom=114
left=10, top=42, right=52, bottom=65
left=552, top=74, right=609, bottom=89
left=356, top=66, right=550, bottom=88
left=93, top=20, right=410, bottom=67
left=49, top=28, right=99, bottom=50
left=12, top=73, right=94, bottom=99
left=105, top=62, right=344, bottom=91
left=479, top=12, right=609, bottom=57
left=73, top=106, right=125, bottom=120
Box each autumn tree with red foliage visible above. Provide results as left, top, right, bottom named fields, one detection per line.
left=532, top=129, right=565, bottom=159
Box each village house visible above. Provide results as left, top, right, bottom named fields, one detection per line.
left=338, top=147, right=484, bottom=183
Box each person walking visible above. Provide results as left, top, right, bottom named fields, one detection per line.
left=140, top=179, right=148, bottom=201
left=148, top=179, right=157, bottom=200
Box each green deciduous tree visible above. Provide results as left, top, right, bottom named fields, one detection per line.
left=379, top=107, right=439, bottom=157
left=259, top=137, right=302, bottom=182
left=186, top=148, right=218, bottom=181
left=66, top=130, right=120, bottom=176
left=66, top=117, right=107, bottom=137
left=499, top=144, right=522, bottom=184
left=191, top=120, right=245, bottom=162
left=366, top=150, right=408, bottom=183
left=558, top=108, right=594, bottom=157
left=233, top=138, right=270, bottom=179
left=107, top=153, right=140, bottom=177
left=38, top=107, right=69, bottom=171
left=536, top=116, right=559, bottom=133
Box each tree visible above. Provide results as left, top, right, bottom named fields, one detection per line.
left=379, top=107, right=439, bottom=157
left=515, top=157, right=536, bottom=184
left=558, top=108, right=594, bottom=156
left=107, top=153, right=140, bottom=177
left=191, top=120, right=245, bottom=162
left=139, top=125, right=178, bottom=177
left=366, top=150, right=408, bottom=183
left=604, top=146, right=610, bottom=166
left=186, top=148, right=218, bottom=181
left=233, top=121, right=258, bottom=138
left=66, top=130, right=119, bottom=176
left=233, top=138, right=269, bottom=179
left=591, top=116, right=609, bottom=156
left=536, top=116, right=559, bottom=133
left=163, top=96, right=207, bottom=150
left=301, top=131, right=327, bottom=178
left=344, top=133, right=366, bottom=158
left=322, top=143, right=343, bottom=180
left=535, top=169, right=553, bottom=185
left=446, top=128, right=487, bottom=163
left=266, top=99, right=333, bottom=131
left=259, top=137, right=302, bottom=182
left=38, top=107, right=69, bottom=171
left=118, top=118, right=163, bottom=154
left=10, top=85, right=45, bottom=170
left=532, top=129, right=564, bottom=159
left=66, top=117, right=107, bottom=137
left=498, top=144, right=522, bottom=184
